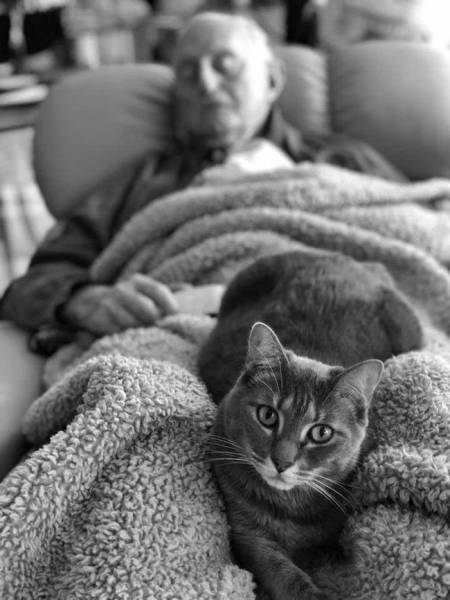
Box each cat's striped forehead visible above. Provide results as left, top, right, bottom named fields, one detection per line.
left=277, top=353, right=334, bottom=413
left=289, top=354, right=332, bottom=380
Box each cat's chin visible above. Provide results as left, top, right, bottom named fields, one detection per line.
left=253, top=461, right=303, bottom=491
left=263, top=474, right=299, bottom=492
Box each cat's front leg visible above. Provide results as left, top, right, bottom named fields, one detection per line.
left=232, top=532, right=330, bottom=600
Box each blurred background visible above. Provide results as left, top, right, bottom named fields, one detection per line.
left=2, top=1, right=450, bottom=79
left=1, top=1, right=450, bottom=114
left=1, top=1, right=450, bottom=286
left=1, top=0, right=450, bottom=127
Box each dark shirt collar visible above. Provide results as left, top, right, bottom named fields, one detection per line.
left=177, top=106, right=303, bottom=184
left=261, top=106, right=304, bottom=160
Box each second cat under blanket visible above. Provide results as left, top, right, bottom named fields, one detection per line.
left=197, top=250, right=424, bottom=600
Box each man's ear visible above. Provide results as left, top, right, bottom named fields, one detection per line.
left=267, top=56, right=286, bottom=102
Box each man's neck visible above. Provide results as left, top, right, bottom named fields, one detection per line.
left=176, top=106, right=303, bottom=182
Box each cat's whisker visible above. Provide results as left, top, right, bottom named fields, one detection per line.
left=311, top=479, right=355, bottom=510
left=250, top=451, right=264, bottom=465
left=304, top=479, right=348, bottom=515
left=206, top=446, right=254, bottom=462
left=206, top=447, right=247, bottom=459
left=190, top=450, right=253, bottom=464
left=288, top=472, right=349, bottom=514
left=206, top=448, right=247, bottom=458
left=208, top=447, right=245, bottom=456
left=206, top=441, right=245, bottom=454
left=315, top=484, right=349, bottom=515
left=206, top=450, right=253, bottom=465
left=310, top=473, right=358, bottom=496
left=293, top=472, right=354, bottom=509
left=208, top=452, right=247, bottom=461
left=206, top=433, right=244, bottom=446
left=206, top=435, right=247, bottom=452
left=294, top=469, right=357, bottom=494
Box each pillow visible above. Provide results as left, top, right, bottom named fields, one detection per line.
left=276, top=45, right=330, bottom=136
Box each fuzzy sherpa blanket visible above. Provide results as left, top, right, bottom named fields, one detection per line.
left=1, top=163, right=450, bottom=600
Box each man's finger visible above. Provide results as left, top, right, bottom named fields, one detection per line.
left=114, top=283, right=161, bottom=324
left=174, top=284, right=225, bottom=315
left=127, top=274, right=179, bottom=315
left=99, top=296, right=141, bottom=333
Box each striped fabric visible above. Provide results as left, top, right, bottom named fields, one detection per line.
left=0, top=180, right=54, bottom=295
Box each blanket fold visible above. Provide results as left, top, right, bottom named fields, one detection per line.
left=1, top=164, right=449, bottom=600
left=2, top=334, right=255, bottom=599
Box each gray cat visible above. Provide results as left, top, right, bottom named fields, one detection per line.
left=198, top=251, right=423, bottom=600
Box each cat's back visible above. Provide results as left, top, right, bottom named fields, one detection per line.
left=198, top=251, right=422, bottom=402
left=267, top=251, right=387, bottom=309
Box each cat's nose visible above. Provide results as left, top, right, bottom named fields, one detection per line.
left=272, top=457, right=294, bottom=473
left=272, top=441, right=297, bottom=473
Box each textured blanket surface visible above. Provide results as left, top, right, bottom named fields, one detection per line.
left=1, top=164, right=450, bottom=599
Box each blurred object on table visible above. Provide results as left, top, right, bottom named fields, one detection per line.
left=284, top=0, right=318, bottom=46
left=0, top=70, right=49, bottom=132
left=0, top=80, right=47, bottom=107
left=0, top=127, right=54, bottom=293
left=0, top=1, right=68, bottom=74
left=316, top=0, right=450, bottom=49
left=62, top=0, right=153, bottom=68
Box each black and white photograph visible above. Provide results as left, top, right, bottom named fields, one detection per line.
left=0, top=1, right=448, bottom=599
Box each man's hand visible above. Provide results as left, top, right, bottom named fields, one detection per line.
left=173, top=284, right=224, bottom=316
left=62, top=274, right=179, bottom=336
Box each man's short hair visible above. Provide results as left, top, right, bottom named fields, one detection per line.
left=175, top=11, right=276, bottom=65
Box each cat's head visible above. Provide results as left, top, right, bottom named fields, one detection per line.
left=215, top=322, right=383, bottom=493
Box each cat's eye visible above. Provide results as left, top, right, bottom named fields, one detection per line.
left=257, top=405, right=278, bottom=429
left=308, top=424, right=334, bottom=444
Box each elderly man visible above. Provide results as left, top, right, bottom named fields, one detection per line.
left=1, top=10, right=401, bottom=346
left=0, top=11, right=305, bottom=478
left=0, top=10, right=401, bottom=479
left=1, top=11, right=296, bottom=346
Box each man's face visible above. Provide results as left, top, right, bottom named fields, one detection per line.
left=173, top=17, right=278, bottom=150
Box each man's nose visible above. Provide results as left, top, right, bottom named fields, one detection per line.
left=197, top=59, right=221, bottom=95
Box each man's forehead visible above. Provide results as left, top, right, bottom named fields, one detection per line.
left=175, top=16, right=259, bottom=60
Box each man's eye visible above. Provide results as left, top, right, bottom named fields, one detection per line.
left=257, top=405, right=278, bottom=429
left=213, top=53, right=242, bottom=77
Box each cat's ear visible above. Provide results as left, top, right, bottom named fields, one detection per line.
left=333, top=359, right=384, bottom=404
left=246, top=322, right=287, bottom=367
